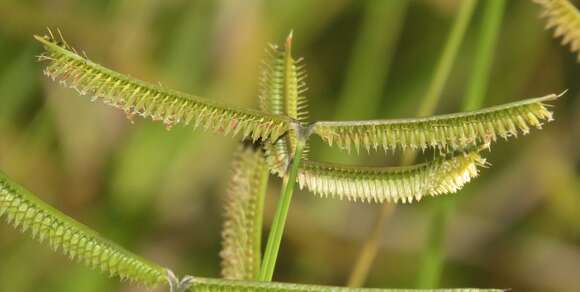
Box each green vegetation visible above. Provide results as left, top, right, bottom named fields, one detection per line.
left=0, top=1, right=577, bottom=291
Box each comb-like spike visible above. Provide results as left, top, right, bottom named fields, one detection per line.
left=313, top=93, right=560, bottom=156
left=35, top=30, right=292, bottom=145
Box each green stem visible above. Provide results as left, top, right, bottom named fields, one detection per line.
left=334, top=0, right=408, bottom=121
left=463, top=0, right=506, bottom=111
left=417, top=0, right=478, bottom=117
left=416, top=0, right=505, bottom=288
left=259, top=140, right=306, bottom=281
left=415, top=197, right=454, bottom=288
left=325, top=0, right=408, bottom=164
left=347, top=204, right=394, bottom=287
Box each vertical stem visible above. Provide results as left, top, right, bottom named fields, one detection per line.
left=417, top=0, right=478, bottom=117
left=259, top=140, right=306, bottom=281
left=416, top=0, right=505, bottom=288
left=415, top=196, right=454, bottom=288
left=334, top=0, right=408, bottom=120
left=325, top=0, right=408, bottom=164
left=348, top=1, right=477, bottom=287
left=347, top=204, right=394, bottom=287
left=463, top=0, right=506, bottom=111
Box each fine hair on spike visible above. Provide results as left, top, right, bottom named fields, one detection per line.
left=167, top=270, right=195, bottom=292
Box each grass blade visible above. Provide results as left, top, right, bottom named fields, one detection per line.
left=417, top=0, right=506, bottom=288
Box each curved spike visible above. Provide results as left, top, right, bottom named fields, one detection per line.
left=313, top=93, right=561, bottom=155
left=34, top=32, right=291, bottom=143
left=0, top=171, right=167, bottom=287
left=295, top=152, right=486, bottom=203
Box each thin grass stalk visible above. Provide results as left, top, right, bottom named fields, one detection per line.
left=417, top=0, right=478, bottom=117
left=348, top=0, right=478, bottom=287
left=334, top=0, right=408, bottom=120
left=259, top=140, right=306, bottom=281
left=463, top=0, right=506, bottom=111
left=333, top=3, right=408, bottom=282
left=347, top=204, right=394, bottom=287
left=416, top=0, right=505, bottom=288
left=325, top=0, right=408, bottom=164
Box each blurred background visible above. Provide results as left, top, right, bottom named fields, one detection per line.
left=0, top=0, right=578, bottom=291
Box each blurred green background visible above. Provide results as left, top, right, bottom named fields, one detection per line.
left=0, top=0, right=579, bottom=291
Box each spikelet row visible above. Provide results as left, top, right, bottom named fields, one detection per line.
left=258, top=45, right=308, bottom=121
left=259, top=35, right=310, bottom=176
left=220, top=145, right=268, bottom=280
left=0, top=172, right=166, bottom=287
left=313, top=94, right=558, bottom=155
left=35, top=33, right=290, bottom=144
left=260, top=44, right=293, bottom=175
left=535, top=0, right=580, bottom=61
left=297, top=152, right=486, bottom=204
left=187, top=276, right=506, bottom=292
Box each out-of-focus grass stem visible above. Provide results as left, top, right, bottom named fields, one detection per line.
left=416, top=0, right=505, bottom=288
left=348, top=0, right=477, bottom=288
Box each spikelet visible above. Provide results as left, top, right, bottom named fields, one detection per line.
left=34, top=30, right=291, bottom=144
left=534, top=0, right=580, bottom=61
left=186, top=276, right=507, bottom=291
left=0, top=171, right=167, bottom=287
left=220, top=144, right=268, bottom=280
left=313, top=93, right=560, bottom=155
left=297, top=152, right=486, bottom=204
left=259, top=32, right=310, bottom=176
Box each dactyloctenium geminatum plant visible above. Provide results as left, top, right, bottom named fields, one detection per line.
left=0, top=22, right=564, bottom=291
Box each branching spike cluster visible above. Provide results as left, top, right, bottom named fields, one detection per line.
left=298, top=152, right=486, bottom=203
left=312, top=94, right=559, bottom=155
left=0, top=171, right=167, bottom=287
left=534, top=0, right=580, bottom=61
left=35, top=31, right=291, bottom=144
left=33, top=30, right=561, bottom=209
left=220, top=145, right=268, bottom=280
